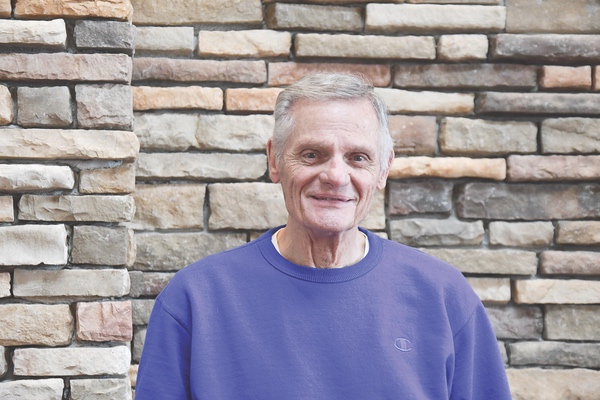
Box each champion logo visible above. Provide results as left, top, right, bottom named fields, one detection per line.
left=394, top=338, right=413, bottom=352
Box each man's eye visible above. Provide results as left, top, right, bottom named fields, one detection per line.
left=353, top=154, right=367, bottom=162
left=304, top=152, right=317, bottom=159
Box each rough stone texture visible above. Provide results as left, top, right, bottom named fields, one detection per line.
left=129, top=272, right=175, bottom=298
left=389, top=157, right=506, bottom=180
left=135, top=26, right=194, bottom=56
left=376, top=88, right=474, bottom=114
left=362, top=189, right=386, bottom=230
left=0, top=0, right=10, bottom=17
left=0, top=273, right=9, bottom=298
left=0, top=53, right=131, bottom=82
left=541, top=118, right=600, bottom=154
left=0, top=164, right=74, bottom=192
left=507, top=368, right=600, bottom=400
left=198, top=30, right=291, bottom=58
left=366, top=4, right=505, bottom=33
left=225, top=88, right=282, bottom=112
left=389, top=115, right=437, bottom=155
left=268, top=62, right=390, bottom=87
left=131, top=0, right=262, bottom=24
left=458, top=183, right=600, bottom=220
left=209, top=183, right=287, bottom=230
left=76, top=84, right=133, bottom=129
left=465, top=277, right=511, bottom=305
left=13, top=268, right=130, bottom=298
left=0, top=345, right=5, bottom=375
left=0, top=19, right=66, bottom=47
left=72, top=226, right=134, bottom=266
left=74, top=20, right=135, bottom=54
left=76, top=301, right=133, bottom=342
left=539, top=66, right=592, bottom=90
left=13, top=346, right=131, bottom=376
left=130, top=184, right=205, bottom=230
left=0, top=85, right=12, bottom=125
left=15, top=0, right=132, bottom=20
left=478, top=92, right=600, bottom=115
left=0, top=379, right=64, bottom=400
left=133, top=86, right=223, bottom=111
left=17, top=86, right=72, bottom=128
left=70, top=378, right=132, bottom=400
left=295, top=34, right=436, bottom=60
left=133, top=58, right=266, bottom=84
left=266, top=3, right=363, bottom=32
left=508, top=155, right=600, bottom=181
left=19, top=195, right=135, bottom=222
left=0, top=224, right=68, bottom=266
left=489, top=221, right=554, bottom=247
left=0, top=304, right=73, bottom=346
left=515, top=279, right=600, bottom=304
left=132, top=327, right=146, bottom=362
left=556, top=221, right=600, bottom=245
left=389, top=181, right=453, bottom=216
left=486, top=306, right=543, bottom=340
left=506, top=0, right=600, bottom=33
left=509, top=341, right=600, bottom=368
left=545, top=305, right=600, bottom=341
left=595, top=67, right=600, bottom=91
left=492, top=34, right=600, bottom=62
left=390, top=218, right=484, bottom=246
left=394, top=64, right=535, bottom=90
left=540, top=251, right=600, bottom=275
left=437, top=34, right=488, bottom=61
left=136, top=153, right=267, bottom=181
left=422, top=248, right=537, bottom=275
left=0, top=129, right=139, bottom=161
left=79, top=164, right=136, bottom=194
left=131, top=299, right=155, bottom=325
left=0, top=196, right=13, bottom=222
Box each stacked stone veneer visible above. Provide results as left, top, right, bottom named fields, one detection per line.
left=2, top=0, right=600, bottom=399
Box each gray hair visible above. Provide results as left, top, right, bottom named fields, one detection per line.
left=272, top=73, right=394, bottom=171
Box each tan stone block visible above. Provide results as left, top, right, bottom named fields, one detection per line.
left=0, top=379, right=64, bottom=400
left=133, top=86, right=223, bottom=111
left=540, top=66, right=592, bottom=90
left=225, top=88, right=282, bottom=112
left=542, top=118, right=600, bottom=154
left=135, top=26, right=194, bottom=56
left=0, top=19, right=66, bottom=47
left=540, top=251, right=600, bottom=275
left=421, top=248, right=537, bottom=275
left=17, top=86, right=72, bottom=128
left=79, top=164, right=136, bottom=194
left=0, top=53, right=131, bottom=82
left=15, top=0, right=132, bottom=20
left=197, top=114, right=273, bottom=151
left=465, top=277, right=511, bottom=305
left=507, top=368, right=600, bottom=400
left=76, top=84, right=133, bottom=129
left=0, top=304, right=73, bottom=346
left=515, top=279, right=600, bottom=304
left=506, top=0, right=600, bottom=33
left=389, top=115, right=437, bottom=156
left=0, top=344, right=6, bottom=375
left=508, top=155, right=600, bottom=181
left=478, top=91, right=600, bottom=115
left=0, top=196, right=13, bottom=222
left=268, top=62, right=391, bottom=87
left=72, top=226, right=135, bottom=266
left=489, top=221, right=554, bottom=247
left=438, top=34, right=488, bottom=61
left=509, top=341, right=600, bottom=369
left=0, top=128, right=139, bottom=161
left=71, top=378, right=132, bottom=400
left=0, top=0, right=10, bottom=17
left=389, top=156, right=506, bottom=180
left=198, top=30, right=291, bottom=58
left=136, top=153, right=267, bottom=181
left=131, top=0, right=262, bottom=24
left=130, top=184, right=205, bottom=230
left=557, top=221, right=600, bottom=245
left=391, top=218, right=484, bottom=246
left=76, top=301, right=132, bottom=342
left=19, top=195, right=135, bottom=222
left=0, top=224, right=68, bottom=266
left=375, top=88, right=474, bottom=114
left=209, top=183, right=287, bottom=230
left=0, top=85, right=13, bottom=125
left=131, top=299, right=155, bottom=325
left=13, top=346, right=131, bottom=376
left=133, top=58, right=266, bottom=84
left=361, top=189, right=385, bottom=230
left=296, top=34, right=435, bottom=60
left=0, top=164, right=74, bottom=192
left=13, top=268, right=130, bottom=298
left=266, top=3, right=362, bottom=32
left=486, top=305, right=543, bottom=340
left=129, top=271, right=175, bottom=297
left=129, top=364, right=139, bottom=387
left=545, top=305, right=600, bottom=341
left=366, top=4, right=506, bottom=33
left=0, top=272, right=9, bottom=298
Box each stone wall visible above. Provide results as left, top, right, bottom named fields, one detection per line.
left=2, top=0, right=600, bottom=398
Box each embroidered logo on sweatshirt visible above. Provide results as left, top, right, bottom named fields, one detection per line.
left=394, top=338, right=413, bottom=352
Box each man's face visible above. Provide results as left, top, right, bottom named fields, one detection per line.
left=268, top=98, right=391, bottom=236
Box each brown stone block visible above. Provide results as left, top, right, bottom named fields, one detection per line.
left=545, top=305, right=600, bottom=341
left=389, top=115, right=437, bottom=156
left=225, top=88, right=282, bottom=112
left=389, top=181, right=453, bottom=216
left=422, top=248, right=537, bottom=275
left=595, top=67, right=600, bottom=91
left=485, top=305, right=543, bottom=340
left=79, top=164, right=136, bottom=194
left=389, top=156, right=506, bottom=180
left=437, top=34, right=488, bottom=61
left=492, top=34, right=600, bottom=62
left=268, top=62, right=391, bottom=87
left=72, top=226, right=134, bottom=266
left=556, top=221, right=600, bottom=245
left=394, top=64, right=536, bottom=89
left=133, top=58, right=266, bottom=84
left=539, top=66, right=592, bottom=90
left=508, top=155, right=600, bottom=181
left=0, top=53, right=131, bottom=82
left=507, top=368, right=600, bottom=400
left=0, top=304, right=73, bottom=346
left=465, top=277, right=511, bottom=305
left=16, top=0, right=132, bottom=19
left=477, top=92, right=600, bottom=115
left=129, top=271, right=175, bottom=297
left=506, top=0, right=600, bottom=33
left=266, top=3, right=363, bottom=32
left=133, top=86, right=223, bottom=111
left=390, top=218, right=484, bottom=246
left=17, top=86, right=72, bottom=128
left=76, top=84, right=133, bottom=129
left=19, top=195, right=135, bottom=222
left=76, top=301, right=133, bottom=342
left=0, top=0, right=10, bottom=17
left=540, top=251, right=600, bottom=275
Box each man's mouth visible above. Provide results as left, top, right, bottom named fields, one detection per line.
left=311, top=195, right=353, bottom=202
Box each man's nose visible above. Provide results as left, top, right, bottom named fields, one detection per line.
left=319, top=156, right=351, bottom=187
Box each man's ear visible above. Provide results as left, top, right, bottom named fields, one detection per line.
left=267, top=139, right=281, bottom=183
left=376, top=150, right=394, bottom=190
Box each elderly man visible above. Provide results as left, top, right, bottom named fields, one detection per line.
left=136, top=74, right=511, bottom=399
